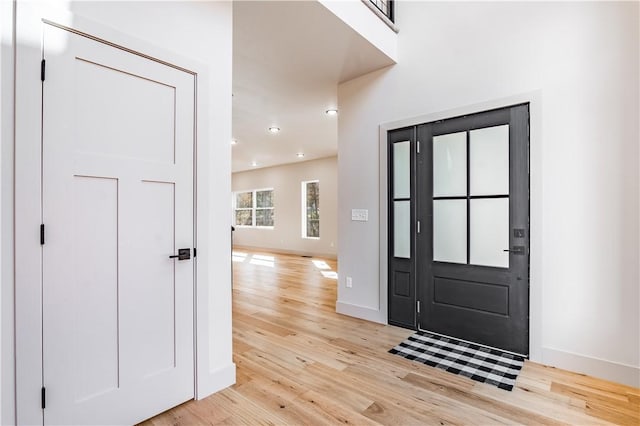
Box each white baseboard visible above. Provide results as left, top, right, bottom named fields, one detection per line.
left=336, top=300, right=386, bottom=324
left=542, top=347, right=639, bottom=388
left=196, top=363, right=236, bottom=400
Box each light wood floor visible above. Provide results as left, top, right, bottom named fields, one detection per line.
left=144, top=249, right=640, bottom=425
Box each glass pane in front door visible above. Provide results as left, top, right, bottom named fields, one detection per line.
left=393, top=141, right=411, bottom=198
left=433, top=132, right=466, bottom=197
left=433, top=199, right=467, bottom=263
left=469, top=125, right=509, bottom=196
left=469, top=198, right=509, bottom=267
left=432, top=125, right=510, bottom=268
left=393, top=200, right=411, bottom=258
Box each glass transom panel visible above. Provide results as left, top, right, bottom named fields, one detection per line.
left=470, top=125, right=509, bottom=196
left=433, top=132, right=466, bottom=197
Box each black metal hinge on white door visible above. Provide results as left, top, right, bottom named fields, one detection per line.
left=41, top=387, right=46, bottom=409
left=41, top=59, right=46, bottom=82
left=40, top=224, right=45, bottom=245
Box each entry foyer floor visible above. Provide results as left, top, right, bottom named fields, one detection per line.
left=144, top=249, right=639, bottom=425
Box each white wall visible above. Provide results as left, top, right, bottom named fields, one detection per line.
left=338, top=1, right=639, bottom=386
left=3, top=1, right=234, bottom=423
left=232, top=156, right=338, bottom=258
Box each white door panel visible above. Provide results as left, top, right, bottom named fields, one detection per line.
left=42, top=24, right=194, bottom=425
left=71, top=175, right=120, bottom=402
left=74, top=58, right=177, bottom=164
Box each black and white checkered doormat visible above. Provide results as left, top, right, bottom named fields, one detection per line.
left=389, top=331, right=525, bottom=391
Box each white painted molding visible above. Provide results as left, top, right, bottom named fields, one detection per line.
left=196, top=363, right=237, bottom=400
left=336, top=300, right=386, bottom=324
left=542, top=347, right=640, bottom=388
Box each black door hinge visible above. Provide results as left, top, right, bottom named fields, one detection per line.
left=40, top=224, right=45, bottom=245
left=41, top=59, right=46, bottom=82
left=41, top=387, right=46, bottom=409
left=193, top=248, right=197, bottom=257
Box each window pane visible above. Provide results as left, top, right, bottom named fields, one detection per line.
left=470, top=125, right=509, bottom=196
left=470, top=198, right=509, bottom=268
left=256, top=209, right=274, bottom=227
left=306, top=182, right=320, bottom=238
left=433, top=132, right=467, bottom=197
left=235, top=209, right=252, bottom=226
left=433, top=199, right=467, bottom=264
left=307, top=218, right=319, bottom=238
left=393, top=201, right=410, bottom=258
left=236, top=192, right=253, bottom=209
left=393, top=141, right=410, bottom=199
left=256, top=190, right=273, bottom=208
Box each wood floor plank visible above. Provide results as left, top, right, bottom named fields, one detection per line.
left=142, top=249, right=639, bottom=426
left=233, top=377, right=310, bottom=425
left=292, top=389, right=381, bottom=426
left=402, top=372, right=563, bottom=426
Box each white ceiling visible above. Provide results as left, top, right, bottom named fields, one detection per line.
left=232, top=1, right=395, bottom=172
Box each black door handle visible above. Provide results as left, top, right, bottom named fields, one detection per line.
left=503, top=246, right=525, bottom=255
left=169, top=248, right=191, bottom=260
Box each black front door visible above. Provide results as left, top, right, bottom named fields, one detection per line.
left=416, top=104, right=530, bottom=355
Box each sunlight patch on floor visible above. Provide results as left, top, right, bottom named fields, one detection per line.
left=311, top=259, right=337, bottom=280
left=312, top=260, right=331, bottom=270
left=232, top=251, right=248, bottom=262
left=233, top=252, right=275, bottom=267
left=321, top=270, right=338, bottom=280
left=249, top=254, right=275, bottom=267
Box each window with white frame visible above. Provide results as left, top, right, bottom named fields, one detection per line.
left=233, top=189, right=274, bottom=227
left=302, top=180, right=320, bottom=238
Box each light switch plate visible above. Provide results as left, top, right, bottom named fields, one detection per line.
left=351, top=209, right=368, bottom=221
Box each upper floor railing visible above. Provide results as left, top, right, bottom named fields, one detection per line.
left=368, top=0, right=394, bottom=23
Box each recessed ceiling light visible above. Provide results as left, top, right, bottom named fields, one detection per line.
left=268, top=126, right=280, bottom=133
left=231, top=139, right=237, bottom=145
left=325, top=109, right=338, bottom=116
left=251, top=161, right=258, bottom=167
left=296, top=153, right=305, bottom=158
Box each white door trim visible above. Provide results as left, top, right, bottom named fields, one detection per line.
left=15, top=4, right=234, bottom=423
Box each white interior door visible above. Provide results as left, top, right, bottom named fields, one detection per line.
left=42, top=24, right=195, bottom=425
